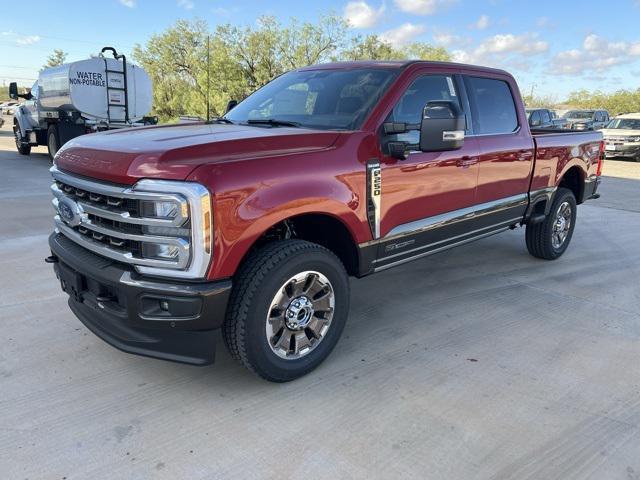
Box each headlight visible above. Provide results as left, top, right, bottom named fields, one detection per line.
left=628, top=136, right=640, bottom=142
left=133, top=179, right=212, bottom=279
left=140, top=199, right=185, bottom=219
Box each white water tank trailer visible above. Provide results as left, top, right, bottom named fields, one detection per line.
left=10, top=47, right=155, bottom=159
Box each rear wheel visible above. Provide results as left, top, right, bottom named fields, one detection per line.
left=526, top=187, right=577, bottom=260
left=223, top=240, right=350, bottom=382
left=13, top=121, right=31, bottom=155
left=47, top=124, right=59, bottom=161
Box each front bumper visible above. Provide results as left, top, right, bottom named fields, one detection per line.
left=604, top=143, right=640, bottom=158
left=49, top=233, right=232, bottom=365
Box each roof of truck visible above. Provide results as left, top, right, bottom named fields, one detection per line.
left=297, top=60, right=510, bottom=76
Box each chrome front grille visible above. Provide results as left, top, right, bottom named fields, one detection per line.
left=50, top=166, right=212, bottom=279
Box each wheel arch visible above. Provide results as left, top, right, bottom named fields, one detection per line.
left=235, top=211, right=362, bottom=278
left=557, top=165, right=586, bottom=204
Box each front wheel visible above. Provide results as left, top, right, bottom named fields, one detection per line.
left=526, top=187, right=577, bottom=260
left=47, top=124, right=59, bottom=161
left=13, top=121, right=31, bottom=155
left=223, top=240, right=350, bottom=382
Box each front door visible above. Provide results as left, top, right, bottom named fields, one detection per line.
left=372, top=73, right=481, bottom=270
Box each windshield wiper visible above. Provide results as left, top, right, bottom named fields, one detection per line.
left=246, top=118, right=302, bottom=128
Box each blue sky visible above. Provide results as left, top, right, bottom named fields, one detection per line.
left=1, top=0, right=639, bottom=100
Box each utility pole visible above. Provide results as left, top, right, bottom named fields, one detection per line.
left=206, top=35, right=210, bottom=122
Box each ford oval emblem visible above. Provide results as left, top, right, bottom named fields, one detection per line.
left=59, top=198, right=82, bottom=227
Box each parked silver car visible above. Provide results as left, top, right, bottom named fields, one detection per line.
left=601, top=113, right=640, bottom=161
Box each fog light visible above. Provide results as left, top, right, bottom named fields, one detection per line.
left=141, top=243, right=180, bottom=260
left=160, top=300, right=170, bottom=311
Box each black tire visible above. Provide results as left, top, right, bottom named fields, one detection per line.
left=47, top=124, right=59, bottom=161
left=526, top=187, right=577, bottom=260
left=223, top=239, right=350, bottom=382
left=13, top=121, right=31, bottom=155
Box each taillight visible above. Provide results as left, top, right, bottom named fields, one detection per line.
left=596, top=140, right=605, bottom=177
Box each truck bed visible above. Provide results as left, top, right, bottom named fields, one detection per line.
left=530, top=129, right=603, bottom=195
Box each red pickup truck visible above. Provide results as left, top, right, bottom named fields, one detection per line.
left=48, top=61, right=603, bottom=381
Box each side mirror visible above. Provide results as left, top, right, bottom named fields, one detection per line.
left=225, top=100, right=238, bottom=113
left=420, top=101, right=465, bottom=152
left=9, top=82, right=18, bottom=100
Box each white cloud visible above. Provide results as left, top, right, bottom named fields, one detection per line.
left=343, top=1, right=385, bottom=28
left=432, top=32, right=465, bottom=47
left=177, top=0, right=194, bottom=9
left=393, top=0, right=457, bottom=15
left=475, top=14, right=490, bottom=30
left=550, top=34, right=640, bottom=74
left=119, top=0, right=135, bottom=7
left=380, top=23, right=426, bottom=47
left=451, top=32, right=548, bottom=71
left=453, top=32, right=548, bottom=65
left=16, top=35, right=41, bottom=45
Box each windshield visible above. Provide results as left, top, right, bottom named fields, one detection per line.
left=606, top=118, right=640, bottom=130
left=224, top=68, right=399, bottom=130
left=564, top=110, right=594, bottom=119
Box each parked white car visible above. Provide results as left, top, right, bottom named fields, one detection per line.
left=601, top=113, right=640, bottom=161
left=0, top=101, right=19, bottom=115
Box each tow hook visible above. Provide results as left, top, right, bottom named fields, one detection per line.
left=44, top=255, right=59, bottom=264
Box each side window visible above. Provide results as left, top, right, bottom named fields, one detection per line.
left=30, top=81, right=39, bottom=100
left=384, top=75, right=461, bottom=144
left=540, top=110, right=551, bottom=123
left=529, top=110, right=541, bottom=126
left=465, top=76, right=518, bottom=135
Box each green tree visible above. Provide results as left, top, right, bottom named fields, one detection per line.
left=566, top=89, right=640, bottom=116
left=133, top=16, right=452, bottom=122
left=404, top=43, right=451, bottom=61
left=343, top=35, right=403, bottom=60
left=133, top=19, right=211, bottom=120
left=522, top=93, right=558, bottom=108
left=43, top=49, right=67, bottom=69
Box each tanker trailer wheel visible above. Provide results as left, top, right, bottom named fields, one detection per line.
left=47, top=125, right=60, bottom=161
left=13, top=120, right=31, bottom=155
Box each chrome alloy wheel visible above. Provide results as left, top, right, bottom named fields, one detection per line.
left=552, top=200, right=572, bottom=249
left=266, top=271, right=335, bottom=360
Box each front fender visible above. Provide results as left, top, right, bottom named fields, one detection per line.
left=213, top=178, right=366, bottom=278
left=188, top=157, right=369, bottom=279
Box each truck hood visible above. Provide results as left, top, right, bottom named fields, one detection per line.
left=54, top=123, right=341, bottom=184
left=601, top=129, right=640, bottom=137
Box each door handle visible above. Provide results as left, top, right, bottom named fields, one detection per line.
left=456, top=156, right=478, bottom=168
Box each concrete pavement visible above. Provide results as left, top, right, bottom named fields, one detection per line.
left=1, top=119, right=639, bottom=479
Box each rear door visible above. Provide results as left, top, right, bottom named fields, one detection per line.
left=464, top=74, right=533, bottom=224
